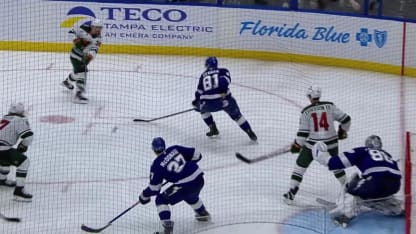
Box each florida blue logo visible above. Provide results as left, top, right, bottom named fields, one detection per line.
left=356, top=28, right=372, bottom=47
left=356, top=28, right=387, bottom=48
left=374, top=30, right=387, bottom=48
left=61, top=6, right=96, bottom=28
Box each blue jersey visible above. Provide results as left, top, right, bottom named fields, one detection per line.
left=328, top=147, right=401, bottom=179
left=195, top=68, right=231, bottom=101
left=142, top=145, right=203, bottom=197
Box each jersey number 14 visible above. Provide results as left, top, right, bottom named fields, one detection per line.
left=311, top=112, right=329, bottom=131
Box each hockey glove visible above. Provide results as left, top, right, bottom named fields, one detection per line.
left=139, top=193, right=151, bottom=205
left=16, top=143, right=28, bottom=153
left=290, top=141, right=302, bottom=153
left=192, top=99, right=200, bottom=112
left=338, top=126, right=348, bottom=140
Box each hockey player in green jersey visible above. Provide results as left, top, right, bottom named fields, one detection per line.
left=283, top=86, right=351, bottom=204
left=61, top=19, right=102, bottom=104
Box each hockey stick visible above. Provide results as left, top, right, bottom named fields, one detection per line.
left=81, top=181, right=169, bottom=233
left=0, top=213, right=21, bottom=222
left=81, top=200, right=141, bottom=233
left=133, top=108, right=195, bottom=122
left=235, top=145, right=291, bottom=164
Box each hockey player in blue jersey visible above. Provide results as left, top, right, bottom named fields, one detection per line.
left=312, top=135, right=403, bottom=227
left=139, top=137, right=211, bottom=234
left=192, top=57, right=257, bottom=141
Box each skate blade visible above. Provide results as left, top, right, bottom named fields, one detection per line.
left=73, top=99, right=88, bottom=104
left=196, top=215, right=211, bottom=222
left=13, top=196, right=32, bottom=202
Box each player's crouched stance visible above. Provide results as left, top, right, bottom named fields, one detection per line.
left=139, top=137, right=211, bottom=234
left=61, top=19, right=103, bottom=104
left=312, top=135, right=403, bottom=227
left=0, top=103, right=33, bottom=201
left=192, top=57, right=257, bottom=141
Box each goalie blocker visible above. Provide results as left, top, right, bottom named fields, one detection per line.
left=312, top=135, right=403, bottom=227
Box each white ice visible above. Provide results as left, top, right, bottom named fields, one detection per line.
left=0, top=51, right=414, bottom=234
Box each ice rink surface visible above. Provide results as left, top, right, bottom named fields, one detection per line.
left=0, top=51, right=415, bottom=234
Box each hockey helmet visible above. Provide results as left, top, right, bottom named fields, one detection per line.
left=8, top=102, right=25, bottom=115
left=152, top=137, right=166, bottom=154
left=365, top=135, right=382, bottom=149
left=91, top=19, right=103, bottom=28
left=205, top=57, right=218, bottom=69
left=306, top=86, right=322, bottom=99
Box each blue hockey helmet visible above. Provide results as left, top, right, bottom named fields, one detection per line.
left=205, top=56, right=218, bottom=69
left=365, top=135, right=382, bottom=149
left=152, top=137, right=166, bottom=154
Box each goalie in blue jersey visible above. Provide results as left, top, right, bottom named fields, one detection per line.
left=192, top=57, right=257, bottom=141
left=312, top=135, right=404, bottom=227
left=138, top=137, right=211, bottom=234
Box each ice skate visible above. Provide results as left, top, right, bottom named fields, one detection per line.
left=206, top=123, right=219, bottom=137
left=246, top=129, right=258, bottom=141
left=0, top=179, right=16, bottom=187
left=61, top=79, right=74, bottom=90
left=333, top=214, right=354, bottom=228
left=283, top=186, right=299, bottom=205
left=154, top=220, right=174, bottom=234
left=195, top=210, right=211, bottom=222
left=13, top=186, right=32, bottom=202
left=74, top=91, right=88, bottom=104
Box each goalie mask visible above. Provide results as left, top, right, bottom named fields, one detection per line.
left=365, top=135, right=382, bottom=149
left=306, top=86, right=322, bottom=100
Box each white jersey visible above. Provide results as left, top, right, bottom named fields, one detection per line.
left=0, top=115, right=33, bottom=151
left=70, top=26, right=102, bottom=62
left=296, top=101, right=351, bottom=149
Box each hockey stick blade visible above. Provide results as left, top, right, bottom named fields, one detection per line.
left=316, top=198, right=336, bottom=208
left=0, top=213, right=21, bottom=222
left=235, top=146, right=291, bottom=164
left=81, top=223, right=110, bottom=233
left=235, top=152, right=253, bottom=163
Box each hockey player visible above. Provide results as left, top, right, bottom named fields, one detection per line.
left=283, top=86, right=351, bottom=204
left=139, top=137, right=211, bottom=234
left=192, top=57, right=257, bottom=141
left=312, top=135, right=403, bottom=227
left=61, top=19, right=103, bottom=104
left=0, top=103, right=33, bottom=201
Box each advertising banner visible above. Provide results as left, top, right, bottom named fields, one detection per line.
left=221, top=9, right=403, bottom=65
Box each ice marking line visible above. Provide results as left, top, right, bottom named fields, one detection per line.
left=62, top=183, right=71, bottom=193
left=45, top=63, right=54, bottom=70
left=26, top=154, right=248, bottom=186
left=232, top=83, right=303, bottom=109
left=82, top=123, right=94, bottom=135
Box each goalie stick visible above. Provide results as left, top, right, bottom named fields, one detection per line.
left=133, top=108, right=195, bottom=122
left=235, top=145, right=291, bottom=164
left=0, top=212, right=21, bottom=222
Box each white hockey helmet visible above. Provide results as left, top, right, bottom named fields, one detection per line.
left=306, top=86, right=322, bottom=99
left=365, top=135, right=382, bottom=149
left=9, top=102, right=25, bottom=115
left=91, top=19, right=103, bottom=28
